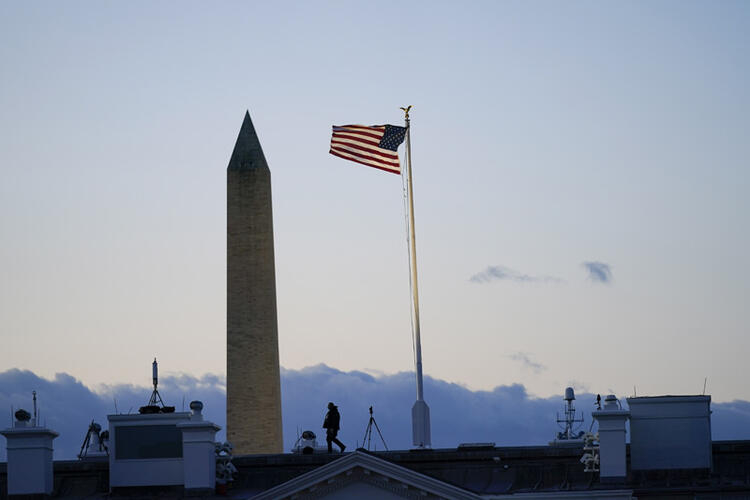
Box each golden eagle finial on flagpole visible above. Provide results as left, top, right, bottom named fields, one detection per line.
left=400, top=105, right=412, bottom=121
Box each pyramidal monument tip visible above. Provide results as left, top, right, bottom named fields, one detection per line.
left=227, top=110, right=268, bottom=171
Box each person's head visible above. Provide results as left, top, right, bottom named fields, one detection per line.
left=327, top=402, right=335, bottom=410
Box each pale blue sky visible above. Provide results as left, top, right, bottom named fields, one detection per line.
left=1, top=1, right=748, bottom=401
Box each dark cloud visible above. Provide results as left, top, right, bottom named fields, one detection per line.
left=0, top=369, right=227, bottom=461
left=582, top=261, right=612, bottom=283
left=469, top=266, right=563, bottom=284
left=711, top=400, right=750, bottom=440
left=508, top=352, right=547, bottom=374
left=2, top=366, right=750, bottom=460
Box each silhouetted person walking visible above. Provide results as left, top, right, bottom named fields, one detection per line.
left=323, top=402, right=346, bottom=453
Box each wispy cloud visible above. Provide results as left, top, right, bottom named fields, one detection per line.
left=566, top=380, right=591, bottom=394
left=509, top=352, right=547, bottom=374
left=582, top=261, right=613, bottom=283
left=469, top=265, right=563, bottom=284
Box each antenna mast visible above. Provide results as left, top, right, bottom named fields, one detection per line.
left=147, top=358, right=166, bottom=407
left=32, top=391, right=37, bottom=426
left=362, top=406, right=388, bottom=451
left=556, top=387, right=584, bottom=441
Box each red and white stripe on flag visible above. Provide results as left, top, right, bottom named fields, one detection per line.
left=329, top=125, right=401, bottom=174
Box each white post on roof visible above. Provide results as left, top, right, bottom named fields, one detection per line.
left=401, top=106, right=431, bottom=448
left=592, top=394, right=630, bottom=482
left=1, top=406, right=59, bottom=496
left=178, top=400, right=221, bottom=494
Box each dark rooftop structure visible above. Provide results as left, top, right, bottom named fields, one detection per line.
left=3, top=441, right=750, bottom=498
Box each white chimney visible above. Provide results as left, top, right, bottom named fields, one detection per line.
left=592, top=394, right=630, bottom=482
left=1, top=408, right=59, bottom=496
left=177, top=400, right=221, bottom=494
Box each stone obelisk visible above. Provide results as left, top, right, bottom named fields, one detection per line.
left=227, top=111, right=283, bottom=454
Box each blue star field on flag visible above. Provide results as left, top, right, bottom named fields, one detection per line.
left=379, top=125, right=407, bottom=152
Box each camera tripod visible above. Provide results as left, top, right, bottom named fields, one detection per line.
left=362, top=406, right=388, bottom=451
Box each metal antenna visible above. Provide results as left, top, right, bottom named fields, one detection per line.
left=556, top=388, right=584, bottom=440
left=361, top=406, right=388, bottom=451
left=147, top=358, right=166, bottom=407
left=78, top=419, right=94, bottom=459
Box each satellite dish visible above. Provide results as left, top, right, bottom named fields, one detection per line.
left=15, top=409, right=31, bottom=422
left=302, top=430, right=316, bottom=440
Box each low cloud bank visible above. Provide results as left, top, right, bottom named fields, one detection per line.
left=1, top=366, right=749, bottom=460
left=0, top=369, right=227, bottom=461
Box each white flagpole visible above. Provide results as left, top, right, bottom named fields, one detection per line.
left=401, top=105, right=431, bottom=448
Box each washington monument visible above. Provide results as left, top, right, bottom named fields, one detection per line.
left=226, top=111, right=283, bottom=454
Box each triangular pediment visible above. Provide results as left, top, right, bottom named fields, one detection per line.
left=250, top=450, right=479, bottom=500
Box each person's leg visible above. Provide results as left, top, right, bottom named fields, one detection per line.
left=333, top=437, right=346, bottom=452
left=326, top=430, right=333, bottom=453
left=328, top=429, right=345, bottom=452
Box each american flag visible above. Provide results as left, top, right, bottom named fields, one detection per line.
left=329, top=124, right=407, bottom=174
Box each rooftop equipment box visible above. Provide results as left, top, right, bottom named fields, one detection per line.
left=627, top=395, right=711, bottom=470
left=108, top=412, right=191, bottom=489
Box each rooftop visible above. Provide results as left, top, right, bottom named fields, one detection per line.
left=3, top=441, right=750, bottom=498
